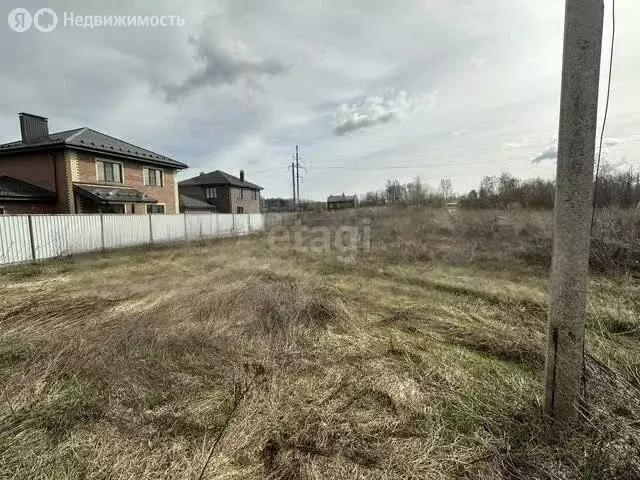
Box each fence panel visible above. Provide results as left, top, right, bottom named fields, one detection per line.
left=151, top=215, right=186, bottom=244
left=185, top=214, right=216, bottom=240
left=232, top=214, right=248, bottom=235
left=218, top=215, right=235, bottom=236
left=31, top=215, right=102, bottom=260
left=0, top=216, right=32, bottom=265
left=249, top=213, right=265, bottom=231
left=0, top=213, right=266, bottom=266
left=103, top=215, right=150, bottom=249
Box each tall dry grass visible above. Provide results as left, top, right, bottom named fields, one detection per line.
left=297, top=205, right=640, bottom=274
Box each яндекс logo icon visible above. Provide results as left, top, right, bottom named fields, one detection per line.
left=8, top=8, right=58, bottom=32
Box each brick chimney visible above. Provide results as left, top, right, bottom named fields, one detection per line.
left=19, top=113, right=49, bottom=144
left=240, top=170, right=245, bottom=182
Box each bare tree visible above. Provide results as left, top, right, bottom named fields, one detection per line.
left=439, top=178, right=453, bottom=202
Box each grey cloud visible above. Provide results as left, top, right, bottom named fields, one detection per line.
left=504, top=139, right=528, bottom=149
left=531, top=136, right=639, bottom=164
left=601, top=136, right=640, bottom=147
left=467, top=56, right=487, bottom=68
left=163, top=37, right=288, bottom=102
left=334, top=112, right=394, bottom=136
left=603, top=138, right=623, bottom=147
left=333, top=90, right=437, bottom=136
left=531, top=143, right=557, bottom=163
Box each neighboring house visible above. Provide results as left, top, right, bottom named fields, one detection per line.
left=179, top=170, right=263, bottom=214
left=327, top=193, right=358, bottom=210
left=0, top=113, right=188, bottom=215
left=0, top=176, right=57, bottom=214
left=179, top=194, right=217, bottom=214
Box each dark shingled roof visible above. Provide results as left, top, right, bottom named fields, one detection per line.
left=0, top=128, right=187, bottom=169
left=74, top=184, right=158, bottom=204
left=327, top=194, right=357, bottom=203
left=0, top=176, right=56, bottom=201
left=179, top=194, right=216, bottom=210
left=179, top=170, right=263, bottom=190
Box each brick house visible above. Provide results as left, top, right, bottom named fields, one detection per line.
left=179, top=170, right=263, bottom=214
left=0, top=113, right=188, bottom=215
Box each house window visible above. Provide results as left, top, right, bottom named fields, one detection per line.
left=253, top=190, right=258, bottom=201
left=144, top=168, right=163, bottom=187
left=237, top=206, right=244, bottom=214
left=146, top=204, right=165, bottom=214
left=205, top=187, right=217, bottom=199
left=97, top=160, right=123, bottom=183
left=240, top=188, right=244, bottom=199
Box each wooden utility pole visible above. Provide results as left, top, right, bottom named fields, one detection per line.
left=544, top=0, right=604, bottom=422
left=291, top=161, right=296, bottom=210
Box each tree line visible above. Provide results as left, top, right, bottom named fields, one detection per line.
left=260, top=163, right=640, bottom=211
left=360, top=177, right=452, bottom=207
left=359, top=163, right=640, bottom=209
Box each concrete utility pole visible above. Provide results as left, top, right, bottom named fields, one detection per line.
left=295, top=145, right=301, bottom=205
left=544, top=0, right=604, bottom=422
left=291, top=161, right=296, bottom=210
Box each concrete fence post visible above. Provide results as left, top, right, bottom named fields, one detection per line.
left=27, top=214, right=36, bottom=261
left=148, top=214, right=154, bottom=245
left=100, top=213, right=105, bottom=251
left=183, top=213, right=188, bottom=242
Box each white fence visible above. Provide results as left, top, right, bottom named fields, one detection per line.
left=0, top=213, right=266, bottom=266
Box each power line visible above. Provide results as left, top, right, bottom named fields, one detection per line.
left=253, top=157, right=526, bottom=175
left=591, top=0, right=616, bottom=231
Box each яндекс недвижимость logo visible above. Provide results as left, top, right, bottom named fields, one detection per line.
left=7, top=9, right=185, bottom=32
left=8, top=7, right=58, bottom=32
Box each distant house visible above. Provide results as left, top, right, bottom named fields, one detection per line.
left=327, top=193, right=358, bottom=210
left=0, top=113, right=188, bottom=215
left=178, top=170, right=263, bottom=214
left=179, top=194, right=216, bottom=214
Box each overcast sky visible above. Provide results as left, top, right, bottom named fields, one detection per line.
left=1, top=0, right=638, bottom=199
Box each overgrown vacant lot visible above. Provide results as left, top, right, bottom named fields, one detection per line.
left=1, top=208, right=640, bottom=479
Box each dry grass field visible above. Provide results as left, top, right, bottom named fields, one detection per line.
left=1, top=207, right=639, bottom=479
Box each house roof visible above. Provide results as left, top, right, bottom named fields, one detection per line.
left=179, top=194, right=216, bottom=210
left=179, top=170, right=263, bottom=190
left=74, top=183, right=158, bottom=204
left=328, top=194, right=357, bottom=203
left=0, top=128, right=188, bottom=169
left=0, top=176, right=56, bottom=202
